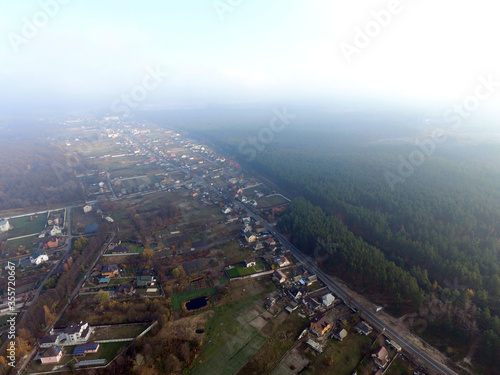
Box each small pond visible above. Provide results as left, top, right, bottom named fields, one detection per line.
left=185, top=296, right=208, bottom=311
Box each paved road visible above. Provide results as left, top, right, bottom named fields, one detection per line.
left=235, top=201, right=458, bottom=375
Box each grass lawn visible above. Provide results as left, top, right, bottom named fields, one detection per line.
left=3, top=213, right=47, bottom=238
left=303, top=332, right=373, bottom=375
left=256, top=195, right=288, bottom=208
left=226, top=259, right=265, bottom=278
left=92, top=323, right=150, bottom=340
left=237, top=311, right=309, bottom=375
left=108, top=277, right=134, bottom=286
left=190, top=294, right=266, bottom=375
left=5, top=234, right=40, bottom=251
left=81, top=341, right=128, bottom=362
left=171, top=287, right=217, bottom=312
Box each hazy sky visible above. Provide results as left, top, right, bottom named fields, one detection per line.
left=1, top=0, right=500, bottom=114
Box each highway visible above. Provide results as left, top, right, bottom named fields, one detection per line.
left=234, top=200, right=458, bottom=375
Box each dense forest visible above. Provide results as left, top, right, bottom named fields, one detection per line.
left=253, top=138, right=500, bottom=369
left=0, top=139, right=83, bottom=211
left=147, top=107, right=500, bottom=371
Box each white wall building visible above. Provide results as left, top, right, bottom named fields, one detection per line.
left=30, top=251, right=49, bottom=265
left=0, top=219, right=10, bottom=232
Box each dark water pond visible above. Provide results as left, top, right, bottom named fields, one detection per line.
left=186, top=297, right=208, bottom=311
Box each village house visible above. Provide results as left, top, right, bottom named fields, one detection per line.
left=40, top=322, right=92, bottom=348
left=355, top=321, right=373, bottom=336
left=244, top=232, right=256, bottom=243
left=306, top=339, right=323, bottom=353
left=0, top=219, right=11, bottom=232
left=272, top=270, right=287, bottom=284
left=116, top=283, right=135, bottom=295
left=310, top=314, right=332, bottom=336
left=288, top=287, right=303, bottom=301
left=372, top=346, right=389, bottom=368
left=306, top=274, right=318, bottom=285
left=50, top=225, right=62, bottom=236
left=322, top=293, right=335, bottom=307
left=29, top=251, right=49, bottom=265
left=40, top=346, right=64, bottom=364
left=243, top=259, right=256, bottom=268
left=277, top=256, right=290, bottom=268
left=43, top=237, right=60, bottom=249
left=136, top=275, right=156, bottom=287
left=253, top=242, right=264, bottom=251
left=333, top=328, right=348, bottom=341
left=47, top=214, right=63, bottom=226
left=110, top=245, right=129, bottom=254
left=101, top=264, right=119, bottom=278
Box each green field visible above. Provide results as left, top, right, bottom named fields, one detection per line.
left=190, top=295, right=266, bottom=375
left=304, top=332, right=373, bottom=375
left=226, top=259, right=265, bottom=278
left=1, top=213, right=47, bottom=239
left=92, top=323, right=150, bottom=340
left=171, top=287, right=217, bottom=312
left=108, top=277, right=134, bottom=286
left=256, top=195, right=288, bottom=208
left=5, top=234, right=40, bottom=250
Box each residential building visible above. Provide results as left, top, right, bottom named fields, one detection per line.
left=50, top=225, right=62, bottom=236
left=40, top=346, right=63, bottom=364
left=101, top=264, right=119, bottom=278
left=243, top=259, right=256, bottom=268
left=372, top=346, right=389, bottom=368
left=244, top=232, right=256, bottom=243
left=355, top=321, right=373, bottom=336
left=306, top=274, right=317, bottom=285
left=333, top=328, right=348, bottom=341
left=83, top=205, right=92, bottom=213
left=43, top=237, right=60, bottom=249
left=0, top=219, right=11, bottom=232
left=306, top=339, right=323, bottom=353
left=137, top=275, right=156, bottom=287
left=29, top=251, right=49, bottom=265
left=272, top=270, right=287, bottom=284
left=40, top=322, right=92, bottom=348
left=288, top=287, right=302, bottom=301
left=116, top=283, right=135, bottom=295
left=310, top=314, right=332, bottom=336
left=111, top=245, right=129, bottom=254
left=322, top=293, right=335, bottom=307
left=277, top=256, right=290, bottom=268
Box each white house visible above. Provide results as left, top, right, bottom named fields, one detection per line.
left=0, top=219, right=10, bottom=232
left=322, top=293, right=335, bottom=307
left=40, top=322, right=92, bottom=348
left=277, top=256, right=291, bottom=268
left=243, top=259, right=256, bottom=268
left=83, top=205, right=92, bottom=213
left=50, top=226, right=62, bottom=236
left=30, top=251, right=49, bottom=265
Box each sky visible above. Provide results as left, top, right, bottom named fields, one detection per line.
left=1, top=0, right=500, bottom=116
